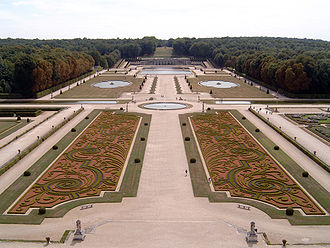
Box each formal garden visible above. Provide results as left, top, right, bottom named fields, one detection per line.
left=180, top=111, right=330, bottom=224
left=55, top=75, right=144, bottom=99
left=8, top=111, right=139, bottom=214
left=286, top=113, right=330, bottom=143
left=187, top=75, right=273, bottom=98
left=0, top=110, right=151, bottom=223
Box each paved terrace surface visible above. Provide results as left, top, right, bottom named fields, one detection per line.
left=256, top=106, right=330, bottom=166
left=0, top=71, right=329, bottom=248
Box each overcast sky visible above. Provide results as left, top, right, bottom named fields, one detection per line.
left=0, top=0, right=329, bottom=40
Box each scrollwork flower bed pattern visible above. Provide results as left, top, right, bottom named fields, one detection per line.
left=191, top=112, right=324, bottom=215
left=9, top=112, right=139, bottom=214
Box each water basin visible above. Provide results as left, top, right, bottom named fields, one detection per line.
left=93, top=81, right=131, bottom=88
left=143, top=102, right=187, bottom=110
left=200, top=80, right=238, bottom=88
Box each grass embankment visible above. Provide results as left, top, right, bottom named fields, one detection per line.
left=180, top=111, right=330, bottom=225
left=0, top=121, right=28, bottom=140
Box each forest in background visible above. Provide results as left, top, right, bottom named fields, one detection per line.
left=0, top=37, right=157, bottom=97
left=0, top=36, right=328, bottom=98
left=172, top=37, right=329, bottom=96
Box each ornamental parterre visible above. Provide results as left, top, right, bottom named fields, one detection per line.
left=9, top=112, right=139, bottom=214
left=191, top=112, right=324, bottom=215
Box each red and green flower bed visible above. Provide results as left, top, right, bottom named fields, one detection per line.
left=9, top=112, right=139, bottom=214
left=191, top=111, right=324, bottom=215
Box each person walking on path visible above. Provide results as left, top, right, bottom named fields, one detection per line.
left=185, top=169, right=188, bottom=177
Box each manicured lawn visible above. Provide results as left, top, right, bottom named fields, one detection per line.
left=188, top=75, right=274, bottom=98
left=55, top=75, right=143, bottom=98
left=0, top=120, right=28, bottom=139
left=153, top=47, right=173, bottom=58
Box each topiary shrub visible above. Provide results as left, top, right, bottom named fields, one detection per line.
left=27, top=118, right=30, bottom=123
left=286, top=207, right=294, bottom=216
left=134, top=158, right=141, bottom=163
left=17, top=115, right=21, bottom=121
left=209, top=90, right=213, bottom=94
left=255, top=128, right=260, bottom=132
left=185, top=137, right=190, bottom=141
left=144, top=123, right=148, bottom=126
left=274, top=145, right=280, bottom=150
left=120, top=107, right=124, bottom=111
left=182, top=123, right=186, bottom=126
left=85, top=116, right=89, bottom=119
left=71, top=128, right=76, bottom=132
left=52, top=145, right=58, bottom=150
left=207, top=107, right=211, bottom=111
left=242, top=116, right=246, bottom=120
left=140, top=137, right=145, bottom=141
left=23, top=171, right=31, bottom=176
left=38, top=207, right=46, bottom=215
left=190, top=158, right=196, bottom=163
left=302, top=171, right=309, bottom=177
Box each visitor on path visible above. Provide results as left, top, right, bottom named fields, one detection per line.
left=185, top=169, right=188, bottom=177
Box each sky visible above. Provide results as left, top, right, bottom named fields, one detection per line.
left=0, top=0, right=329, bottom=41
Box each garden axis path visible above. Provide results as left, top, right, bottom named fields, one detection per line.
left=0, top=74, right=329, bottom=248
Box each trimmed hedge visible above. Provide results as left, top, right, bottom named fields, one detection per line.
left=302, top=171, right=309, bottom=177
left=286, top=207, right=294, bottom=216
left=23, top=171, right=31, bottom=176
left=38, top=207, right=46, bottom=215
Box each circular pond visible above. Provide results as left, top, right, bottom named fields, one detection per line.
left=200, top=80, right=238, bottom=88
left=93, top=81, right=131, bottom=88
left=143, top=102, right=187, bottom=110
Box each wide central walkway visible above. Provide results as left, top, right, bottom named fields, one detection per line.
left=0, top=74, right=329, bottom=248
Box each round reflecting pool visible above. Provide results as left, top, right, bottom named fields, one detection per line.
left=200, top=80, right=238, bottom=88
left=93, top=81, right=131, bottom=88
left=143, top=102, right=187, bottom=110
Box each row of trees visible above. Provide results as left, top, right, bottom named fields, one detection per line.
left=0, top=36, right=328, bottom=97
left=172, top=37, right=329, bottom=95
left=0, top=37, right=158, bottom=97
left=0, top=46, right=94, bottom=96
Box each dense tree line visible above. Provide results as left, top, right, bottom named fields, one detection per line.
left=172, top=37, right=329, bottom=95
left=0, top=46, right=94, bottom=96
left=0, top=37, right=157, bottom=97
left=1, top=36, right=328, bottom=97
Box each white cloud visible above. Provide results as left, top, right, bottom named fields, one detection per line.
left=0, top=0, right=329, bottom=40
